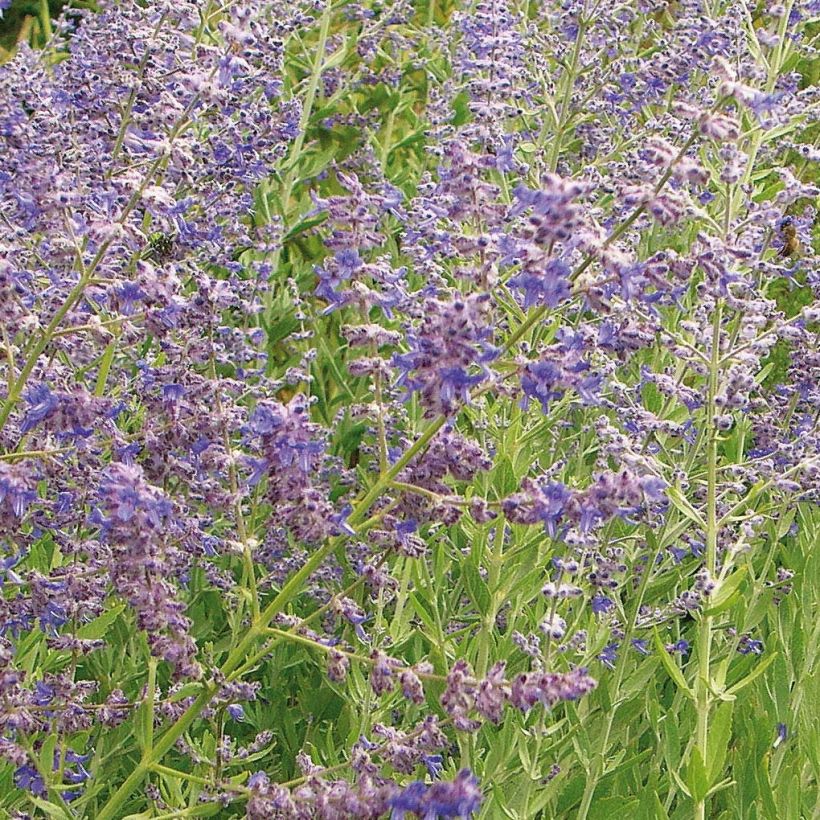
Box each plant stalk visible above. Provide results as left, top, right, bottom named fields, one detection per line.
left=694, top=301, right=723, bottom=820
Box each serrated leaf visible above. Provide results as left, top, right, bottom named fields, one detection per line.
left=76, top=604, right=125, bottom=640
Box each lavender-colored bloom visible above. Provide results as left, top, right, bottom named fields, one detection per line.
left=665, top=640, right=690, bottom=655
left=510, top=176, right=592, bottom=246
left=0, top=463, right=38, bottom=523
left=509, top=258, right=571, bottom=309
left=370, top=650, right=396, bottom=696
left=399, top=668, right=425, bottom=705
left=227, top=704, right=245, bottom=721
left=598, top=643, right=619, bottom=669
left=591, top=593, right=615, bottom=615
left=423, top=754, right=444, bottom=779
left=737, top=635, right=764, bottom=655
left=509, top=668, right=598, bottom=713
left=474, top=662, right=508, bottom=724
left=388, top=769, right=482, bottom=819
left=440, top=660, right=480, bottom=731
left=97, top=463, right=199, bottom=677
left=394, top=294, right=497, bottom=417
left=327, top=649, right=350, bottom=683
left=631, top=639, right=650, bottom=656
left=519, top=328, right=602, bottom=413
left=14, top=749, right=90, bottom=802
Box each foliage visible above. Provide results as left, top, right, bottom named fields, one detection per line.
left=0, top=0, right=818, bottom=818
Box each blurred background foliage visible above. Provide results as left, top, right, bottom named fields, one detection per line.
left=0, top=0, right=95, bottom=58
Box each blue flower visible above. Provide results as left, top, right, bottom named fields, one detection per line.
left=389, top=770, right=482, bottom=819
left=390, top=781, right=428, bottom=819
left=227, top=704, right=245, bottom=721
left=631, top=639, right=650, bottom=656
left=14, top=764, right=46, bottom=798
left=423, top=754, right=444, bottom=779
left=20, top=384, right=58, bottom=433
left=598, top=643, right=619, bottom=670
left=591, top=593, right=614, bottom=615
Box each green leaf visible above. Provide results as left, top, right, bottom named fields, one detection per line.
left=756, top=753, right=778, bottom=819
left=167, top=681, right=205, bottom=702
left=665, top=486, right=706, bottom=528
left=94, top=337, right=118, bottom=397
left=76, top=604, right=125, bottom=640
left=725, top=652, right=778, bottom=696
left=589, top=797, right=641, bottom=820
left=686, top=747, right=709, bottom=803
left=492, top=455, right=518, bottom=496
left=461, top=562, right=490, bottom=613
left=707, top=701, right=734, bottom=786
left=38, top=732, right=58, bottom=778
left=281, top=213, right=328, bottom=242
left=652, top=628, right=694, bottom=699
left=776, top=506, right=797, bottom=540
left=703, top=568, right=747, bottom=616
left=28, top=798, right=72, bottom=820
left=670, top=765, right=691, bottom=798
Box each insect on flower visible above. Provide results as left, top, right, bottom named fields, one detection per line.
left=777, top=217, right=800, bottom=259
left=144, top=231, right=176, bottom=263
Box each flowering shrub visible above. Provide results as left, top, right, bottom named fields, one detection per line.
left=0, top=0, right=818, bottom=817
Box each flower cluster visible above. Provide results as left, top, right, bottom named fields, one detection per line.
left=0, top=0, right=816, bottom=817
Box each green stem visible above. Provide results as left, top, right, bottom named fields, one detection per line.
left=263, top=0, right=334, bottom=322
left=38, top=0, right=52, bottom=43
left=694, top=301, right=723, bottom=820
left=577, top=401, right=712, bottom=818
left=94, top=417, right=444, bottom=819
left=144, top=659, right=157, bottom=756
left=547, top=13, right=586, bottom=172
left=476, top=518, right=506, bottom=678
left=95, top=685, right=217, bottom=820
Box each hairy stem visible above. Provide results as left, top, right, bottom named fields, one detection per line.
left=694, top=301, right=722, bottom=820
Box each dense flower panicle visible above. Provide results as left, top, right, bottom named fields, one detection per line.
left=519, top=327, right=603, bottom=412
left=510, top=176, right=593, bottom=247
left=508, top=255, right=571, bottom=309
left=0, top=462, right=38, bottom=529
left=0, top=0, right=816, bottom=814
left=391, top=428, right=493, bottom=526
left=98, top=463, right=200, bottom=677
left=440, top=659, right=597, bottom=728
left=508, top=668, right=598, bottom=713
left=247, top=393, right=352, bottom=548
left=503, top=468, right=666, bottom=535
left=455, top=0, right=527, bottom=149
left=389, top=768, right=482, bottom=819
left=393, top=294, right=498, bottom=417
